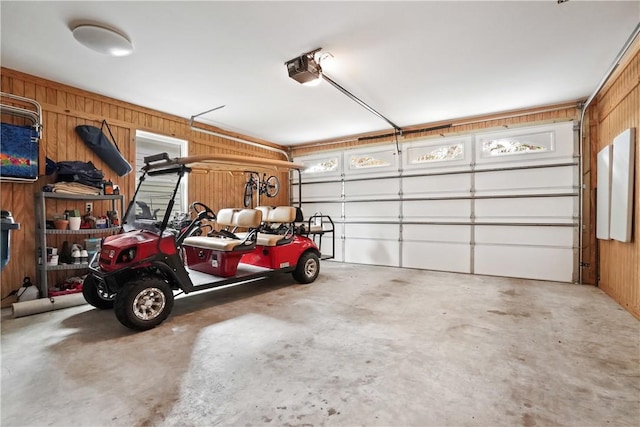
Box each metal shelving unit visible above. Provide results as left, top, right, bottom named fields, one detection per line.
left=35, top=192, right=124, bottom=297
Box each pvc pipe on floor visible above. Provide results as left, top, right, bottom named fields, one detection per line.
left=12, top=293, right=86, bottom=318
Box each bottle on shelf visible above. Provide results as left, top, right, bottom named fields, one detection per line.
left=82, top=207, right=96, bottom=229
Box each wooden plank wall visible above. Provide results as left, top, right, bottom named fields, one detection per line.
left=0, top=68, right=289, bottom=307
left=589, top=42, right=640, bottom=320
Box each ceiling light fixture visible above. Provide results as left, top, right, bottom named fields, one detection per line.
left=285, top=48, right=403, bottom=135
left=72, top=24, right=134, bottom=56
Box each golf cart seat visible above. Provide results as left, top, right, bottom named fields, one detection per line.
left=183, top=208, right=262, bottom=252
left=294, top=207, right=324, bottom=234
left=182, top=208, right=262, bottom=277
left=237, top=206, right=297, bottom=246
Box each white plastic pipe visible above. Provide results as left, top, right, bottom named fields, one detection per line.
left=12, top=293, right=86, bottom=318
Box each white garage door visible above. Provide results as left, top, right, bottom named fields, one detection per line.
left=293, top=121, right=578, bottom=282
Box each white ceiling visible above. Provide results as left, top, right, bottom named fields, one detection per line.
left=1, top=1, right=639, bottom=146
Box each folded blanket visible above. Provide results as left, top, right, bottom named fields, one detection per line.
left=53, top=181, right=102, bottom=195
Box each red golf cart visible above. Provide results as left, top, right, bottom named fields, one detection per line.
left=84, top=153, right=333, bottom=330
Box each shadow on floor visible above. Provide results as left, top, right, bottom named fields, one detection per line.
left=56, top=272, right=300, bottom=345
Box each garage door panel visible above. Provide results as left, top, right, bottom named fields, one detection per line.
left=475, top=225, right=574, bottom=247
left=345, top=239, right=399, bottom=266
left=474, top=166, right=577, bottom=196
left=404, top=199, right=471, bottom=222
left=295, top=122, right=578, bottom=283
left=403, top=241, right=470, bottom=273
left=345, top=178, right=398, bottom=200
left=475, top=245, right=574, bottom=282
left=345, top=223, right=398, bottom=240
left=300, top=202, right=341, bottom=221
left=344, top=201, right=399, bottom=222
left=475, top=197, right=576, bottom=223
left=294, top=182, right=342, bottom=203
left=403, top=173, right=471, bottom=198
left=403, top=224, right=470, bottom=243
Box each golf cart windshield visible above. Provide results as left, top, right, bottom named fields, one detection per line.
left=123, top=167, right=186, bottom=233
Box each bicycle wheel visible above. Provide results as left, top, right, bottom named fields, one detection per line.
left=243, top=180, right=254, bottom=207
left=265, top=175, right=280, bottom=198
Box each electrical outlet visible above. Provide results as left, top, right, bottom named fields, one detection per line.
left=85, top=202, right=93, bottom=213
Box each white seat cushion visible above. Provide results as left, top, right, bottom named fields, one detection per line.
left=183, top=236, right=248, bottom=251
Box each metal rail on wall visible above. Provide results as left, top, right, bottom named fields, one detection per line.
left=188, top=106, right=291, bottom=161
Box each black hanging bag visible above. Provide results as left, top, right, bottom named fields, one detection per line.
left=75, top=120, right=132, bottom=176
left=55, top=160, right=105, bottom=188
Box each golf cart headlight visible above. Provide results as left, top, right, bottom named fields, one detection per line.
left=116, top=247, right=137, bottom=263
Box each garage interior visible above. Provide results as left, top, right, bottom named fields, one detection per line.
left=1, top=1, right=639, bottom=426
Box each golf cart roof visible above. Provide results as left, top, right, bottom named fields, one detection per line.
left=143, top=153, right=304, bottom=173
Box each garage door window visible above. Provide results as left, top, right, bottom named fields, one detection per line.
left=481, top=131, right=553, bottom=157
left=409, top=143, right=464, bottom=164
left=302, top=156, right=340, bottom=174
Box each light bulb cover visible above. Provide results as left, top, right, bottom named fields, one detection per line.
left=72, top=24, right=133, bottom=56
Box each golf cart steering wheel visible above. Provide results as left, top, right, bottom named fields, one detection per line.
left=189, top=202, right=216, bottom=221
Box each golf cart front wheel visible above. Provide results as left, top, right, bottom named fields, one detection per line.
left=82, top=274, right=115, bottom=309
left=114, top=278, right=174, bottom=330
left=292, top=251, right=320, bottom=284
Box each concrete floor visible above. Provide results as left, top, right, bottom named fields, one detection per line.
left=1, top=262, right=639, bottom=427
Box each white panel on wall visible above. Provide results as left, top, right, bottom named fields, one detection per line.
left=345, top=178, right=398, bottom=201
left=474, top=165, right=576, bottom=196
left=610, top=128, right=636, bottom=243
left=475, top=245, right=574, bottom=282
left=403, top=173, right=472, bottom=199
left=475, top=197, right=576, bottom=224
left=596, top=145, right=613, bottom=240
left=403, top=199, right=471, bottom=222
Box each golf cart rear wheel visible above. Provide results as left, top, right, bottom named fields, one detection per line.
left=292, top=251, right=320, bottom=284
left=114, top=278, right=174, bottom=330
left=82, top=274, right=115, bottom=309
